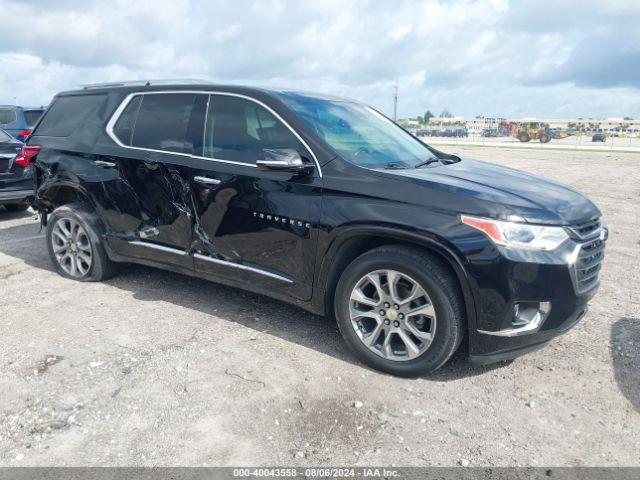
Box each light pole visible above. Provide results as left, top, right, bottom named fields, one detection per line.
left=393, top=83, right=398, bottom=122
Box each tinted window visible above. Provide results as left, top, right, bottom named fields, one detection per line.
left=203, top=95, right=300, bottom=163
left=0, top=108, right=17, bottom=126
left=113, top=95, right=142, bottom=146
left=23, top=109, right=44, bottom=126
left=35, top=95, right=107, bottom=137
left=132, top=94, right=196, bottom=154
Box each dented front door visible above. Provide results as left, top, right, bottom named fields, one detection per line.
left=187, top=93, right=322, bottom=301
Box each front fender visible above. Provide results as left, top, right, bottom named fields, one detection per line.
left=314, top=223, right=478, bottom=334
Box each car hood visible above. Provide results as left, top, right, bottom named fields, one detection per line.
left=380, top=158, right=600, bottom=225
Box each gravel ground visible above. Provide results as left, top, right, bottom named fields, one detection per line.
left=0, top=147, right=638, bottom=467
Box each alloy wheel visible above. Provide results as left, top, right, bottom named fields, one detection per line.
left=51, top=217, right=93, bottom=278
left=349, top=269, right=437, bottom=362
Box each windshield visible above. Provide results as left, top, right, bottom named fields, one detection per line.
left=282, top=94, right=437, bottom=169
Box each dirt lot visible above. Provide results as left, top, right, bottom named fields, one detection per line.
left=0, top=147, right=638, bottom=467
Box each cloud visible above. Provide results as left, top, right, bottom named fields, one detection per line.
left=0, top=0, right=638, bottom=118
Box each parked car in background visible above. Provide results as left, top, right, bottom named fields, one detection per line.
left=0, top=105, right=46, bottom=141
left=592, top=133, right=606, bottom=142
left=0, top=128, right=32, bottom=212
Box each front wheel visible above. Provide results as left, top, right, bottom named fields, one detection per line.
left=334, top=245, right=465, bottom=376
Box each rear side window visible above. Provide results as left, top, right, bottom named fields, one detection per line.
left=203, top=95, right=301, bottom=163
left=23, top=109, right=45, bottom=126
left=131, top=94, right=197, bottom=154
left=112, top=95, right=142, bottom=146
left=0, top=108, right=17, bottom=126
left=35, top=95, right=107, bottom=137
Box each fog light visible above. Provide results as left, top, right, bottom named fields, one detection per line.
left=479, top=301, right=551, bottom=337
left=513, top=301, right=551, bottom=327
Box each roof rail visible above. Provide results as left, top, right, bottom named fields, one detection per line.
left=81, top=79, right=211, bottom=90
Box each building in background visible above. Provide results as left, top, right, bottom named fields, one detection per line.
left=399, top=116, right=640, bottom=137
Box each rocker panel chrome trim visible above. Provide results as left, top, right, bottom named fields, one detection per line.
left=193, top=253, right=294, bottom=283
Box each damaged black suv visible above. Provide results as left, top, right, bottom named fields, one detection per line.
left=27, top=81, right=606, bottom=376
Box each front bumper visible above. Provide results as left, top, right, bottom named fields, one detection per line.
left=469, top=294, right=591, bottom=364
left=462, top=223, right=606, bottom=364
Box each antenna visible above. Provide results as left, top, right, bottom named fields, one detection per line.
left=393, top=82, right=399, bottom=122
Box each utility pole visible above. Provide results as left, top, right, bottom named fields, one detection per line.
left=393, top=83, right=398, bottom=122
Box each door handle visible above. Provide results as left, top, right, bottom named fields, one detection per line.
left=193, top=176, right=221, bottom=186
left=94, top=160, right=116, bottom=168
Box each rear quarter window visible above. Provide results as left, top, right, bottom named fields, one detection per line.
left=35, top=95, right=107, bottom=137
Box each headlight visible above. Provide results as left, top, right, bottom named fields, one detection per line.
left=461, top=215, right=569, bottom=251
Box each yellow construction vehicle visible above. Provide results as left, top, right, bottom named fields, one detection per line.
left=514, top=122, right=551, bottom=143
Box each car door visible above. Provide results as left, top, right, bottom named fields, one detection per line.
left=186, top=93, right=323, bottom=301
left=101, top=92, right=208, bottom=270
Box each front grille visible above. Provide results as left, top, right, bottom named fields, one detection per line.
left=567, top=218, right=602, bottom=239
left=574, top=235, right=605, bottom=293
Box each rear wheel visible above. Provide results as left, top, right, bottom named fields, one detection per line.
left=4, top=203, right=29, bottom=212
left=540, top=134, right=551, bottom=143
left=334, top=245, right=465, bottom=376
left=46, top=203, right=118, bottom=281
left=518, top=133, right=530, bottom=142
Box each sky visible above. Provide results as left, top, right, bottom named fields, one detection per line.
left=0, top=0, right=639, bottom=119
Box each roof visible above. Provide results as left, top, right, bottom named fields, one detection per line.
left=56, top=79, right=356, bottom=104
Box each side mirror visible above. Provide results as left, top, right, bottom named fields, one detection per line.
left=256, top=148, right=308, bottom=172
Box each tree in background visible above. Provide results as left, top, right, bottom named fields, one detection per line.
left=424, top=110, right=434, bottom=124
left=440, top=109, right=453, bottom=118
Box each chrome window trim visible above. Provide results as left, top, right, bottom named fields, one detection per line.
left=105, top=90, right=322, bottom=177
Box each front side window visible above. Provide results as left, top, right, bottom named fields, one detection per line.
left=0, top=108, right=17, bottom=126
left=203, top=95, right=301, bottom=164
left=131, top=94, right=197, bottom=154
left=282, top=93, right=437, bottom=169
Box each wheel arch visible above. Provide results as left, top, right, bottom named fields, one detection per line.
left=316, top=225, right=477, bottom=331
left=35, top=182, right=97, bottom=224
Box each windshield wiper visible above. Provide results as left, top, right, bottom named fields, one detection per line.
left=381, top=163, right=408, bottom=170
left=413, top=158, right=441, bottom=168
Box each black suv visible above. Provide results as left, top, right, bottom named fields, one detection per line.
left=27, top=81, right=606, bottom=376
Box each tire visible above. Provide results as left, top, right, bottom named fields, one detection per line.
left=539, top=134, right=551, bottom=143
left=334, top=245, right=465, bottom=377
left=46, top=202, right=118, bottom=282
left=518, top=133, right=530, bottom=142
left=4, top=203, right=30, bottom=212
